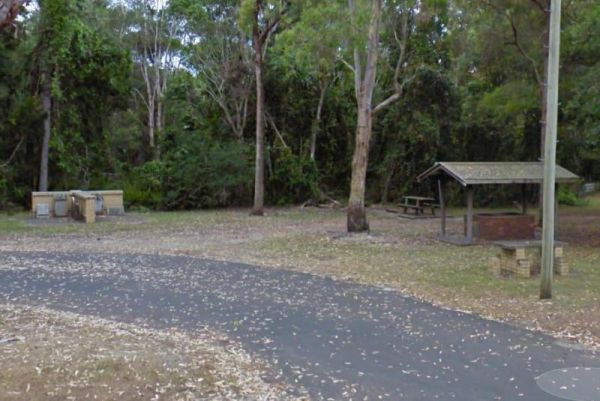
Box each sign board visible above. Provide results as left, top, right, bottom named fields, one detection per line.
left=36, top=203, right=50, bottom=218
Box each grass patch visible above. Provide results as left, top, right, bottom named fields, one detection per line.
left=0, top=213, right=28, bottom=234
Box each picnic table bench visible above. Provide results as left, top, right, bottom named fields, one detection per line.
left=400, top=196, right=439, bottom=215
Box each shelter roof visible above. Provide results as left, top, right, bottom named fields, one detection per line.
left=417, top=162, right=580, bottom=186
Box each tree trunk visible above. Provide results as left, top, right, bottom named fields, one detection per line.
left=346, top=0, right=382, bottom=232
left=251, top=48, right=265, bottom=216
left=381, top=160, right=397, bottom=204
left=155, top=96, right=163, bottom=159
left=347, top=106, right=372, bottom=232
left=39, top=78, right=51, bottom=192
left=310, top=83, right=327, bottom=161
left=147, top=99, right=155, bottom=153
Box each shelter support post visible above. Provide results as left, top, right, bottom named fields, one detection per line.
left=521, top=184, right=528, bottom=215
left=438, top=179, right=446, bottom=237
left=466, top=186, right=474, bottom=243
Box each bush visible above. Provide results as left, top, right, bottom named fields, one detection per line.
left=0, top=175, right=8, bottom=210
left=162, top=134, right=253, bottom=209
left=558, top=187, right=589, bottom=206
left=123, top=160, right=164, bottom=209
left=269, top=147, right=319, bottom=205
left=0, top=168, right=25, bottom=211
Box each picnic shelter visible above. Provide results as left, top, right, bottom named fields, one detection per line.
left=417, top=162, right=580, bottom=244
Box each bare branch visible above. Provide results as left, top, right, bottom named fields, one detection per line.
left=372, top=72, right=417, bottom=114
left=134, top=86, right=151, bottom=112
left=0, top=136, right=24, bottom=168
left=391, top=4, right=409, bottom=94
left=348, top=0, right=362, bottom=102
left=265, top=111, right=288, bottom=149
left=370, top=0, right=414, bottom=115
left=529, top=0, right=548, bottom=13
left=339, top=57, right=356, bottom=74
left=507, top=11, right=543, bottom=89
left=261, top=19, right=280, bottom=59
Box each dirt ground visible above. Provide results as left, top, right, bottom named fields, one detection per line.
left=0, top=198, right=600, bottom=400
left=557, top=211, right=600, bottom=247
left=1, top=199, right=599, bottom=373
left=0, top=304, right=306, bottom=401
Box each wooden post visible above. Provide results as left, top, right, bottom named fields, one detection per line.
left=541, top=0, right=561, bottom=299
left=438, top=179, right=446, bottom=237
left=466, top=186, right=474, bottom=243
left=521, top=184, right=528, bottom=215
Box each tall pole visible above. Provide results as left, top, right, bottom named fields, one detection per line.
left=540, top=0, right=561, bottom=299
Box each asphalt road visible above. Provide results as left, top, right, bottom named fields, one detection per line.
left=0, top=251, right=598, bottom=400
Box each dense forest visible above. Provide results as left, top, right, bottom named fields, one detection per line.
left=1, top=0, right=599, bottom=221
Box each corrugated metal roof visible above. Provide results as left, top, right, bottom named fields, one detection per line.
left=417, top=162, right=580, bottom=186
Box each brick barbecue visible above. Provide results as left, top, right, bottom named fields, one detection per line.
left=465, top=213, right=536, bottom=241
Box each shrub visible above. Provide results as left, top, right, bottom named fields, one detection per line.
left=269, top=147, right=319, bottom=205
left=163, top=134, right=253, bottom=209
left=558, top=187, right=589, bottom=206
left=123, top=160, right=164, bottom=209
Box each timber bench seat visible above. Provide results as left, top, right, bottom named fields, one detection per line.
left=399, top=202, right=439, bottom=215
left=489, top=240, right=569, bottom=278
left=400, top=196, right=438, bottom=216
left=423, top=202, right=440, bottom=212
left=399, top=202, right=424, bottom=213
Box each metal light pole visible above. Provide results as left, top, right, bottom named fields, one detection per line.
left=540, top=0, right=562, bottom=299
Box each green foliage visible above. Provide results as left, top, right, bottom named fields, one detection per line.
left=2, top=0, right=600, bottom=212
left=558, top=187, right=589, bottom=207
left=43, top=0, right=131, bottom=188
left=269, top=148, right=319, bottom=205
left=273, top=1, right=347, bottom=78
left=239, top=0, right=291, bottom=35
left=0, top=175, right=8, bottom=209
left=123, top=161, right=165, bottom=209
left=478, top=81, right=538, bottom=123
left=560, top=2, right=600, bottom=180
left=0, top=0, right=131, bottom=206
left=163, top=133, right=253, bottom=209
left=238, top=0, right=256, bottom=33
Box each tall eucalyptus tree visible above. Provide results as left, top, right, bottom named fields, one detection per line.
left=345, top=0, right=418, bottom=232
left=240, top=0, right=289, bottom=216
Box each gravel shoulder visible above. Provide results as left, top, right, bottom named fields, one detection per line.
left=0, top=303, right=307, bottom=401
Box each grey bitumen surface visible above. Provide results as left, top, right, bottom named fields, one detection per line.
left=0, top=251, right=598, bottom=401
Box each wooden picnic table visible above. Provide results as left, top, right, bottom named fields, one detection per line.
left=400, top=196, right=437, bottom=215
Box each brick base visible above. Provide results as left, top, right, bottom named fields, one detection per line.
left=493, top=245, right=569, bottom=278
